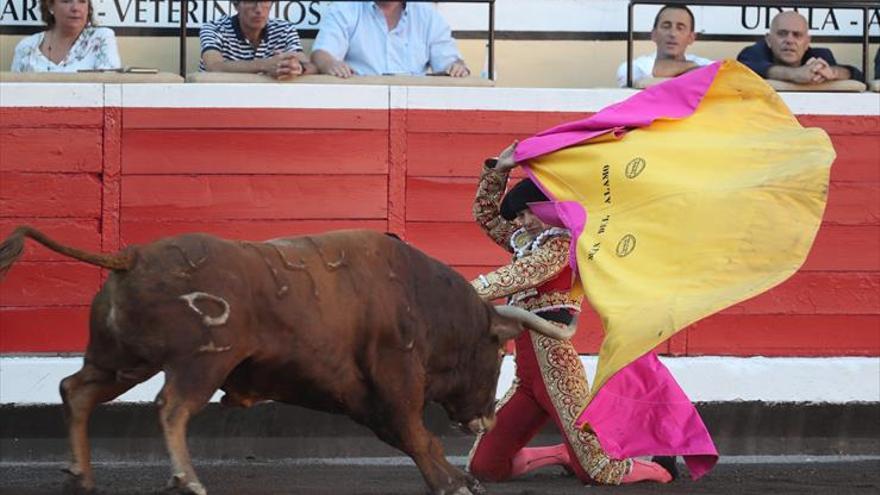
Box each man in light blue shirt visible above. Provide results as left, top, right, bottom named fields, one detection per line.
left=311, top=1, right=470, bottom=78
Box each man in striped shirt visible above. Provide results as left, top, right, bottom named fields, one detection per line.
left=200, top=1, right=314, bottom=79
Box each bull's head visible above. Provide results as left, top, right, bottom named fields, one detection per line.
left=442, top=304, right=575, bottom=436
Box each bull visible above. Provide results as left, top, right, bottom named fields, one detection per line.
left=0, top=227, right=574, bottom=495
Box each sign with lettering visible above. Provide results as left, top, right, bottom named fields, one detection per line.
left=1, top=0, right=322, bottom=28
left=1, top=0, right=878, bottom=36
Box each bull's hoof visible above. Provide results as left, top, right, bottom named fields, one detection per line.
left=61, top=467, right=96, bottom=494
left=165, top=474, right=207, bottom=495
left=465, top=475, right=488, bottom=495
left=433, top=483, right=474, bottom=495
left=61, top=481, right=96, bottom=495
left=163, top=482, right=207, bottom=495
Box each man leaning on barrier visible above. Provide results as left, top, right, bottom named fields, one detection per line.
left=737, top=11, right=862, bottom=85
left=616, top=4, right=712, bottom=88
left=310, top=1, right=470, bottom=78
left=199, top=0, right=314, bottom=80
left=874, top=47, right=879, bottom=81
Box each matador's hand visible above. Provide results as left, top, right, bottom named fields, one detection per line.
left=494, top=141, right=519, bottom=172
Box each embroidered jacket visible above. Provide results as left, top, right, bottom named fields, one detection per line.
left=470, top=165, right=582, bottom=314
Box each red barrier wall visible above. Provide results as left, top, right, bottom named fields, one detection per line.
left=1, top=103, right=877, bottom=356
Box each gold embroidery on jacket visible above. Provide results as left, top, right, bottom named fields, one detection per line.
left=512, top=291, right=582, bottom=313
left=471, top=235, right=572, bottom=302
left=529, top=331, right=632, bottom=484
left=473, top=165, right=517, bottom=251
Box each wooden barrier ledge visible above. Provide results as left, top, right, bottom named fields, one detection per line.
left=186, top=72, right=495, bottom=87
left=635, top=76, right=867, bottom=92
left=0, top=71, right=184, bottom=83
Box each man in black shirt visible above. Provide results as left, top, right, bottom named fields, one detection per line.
left=737, top=11, right=862, bottom=84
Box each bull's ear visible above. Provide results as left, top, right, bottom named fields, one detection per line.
left=490, top=316, right=523, bottom=342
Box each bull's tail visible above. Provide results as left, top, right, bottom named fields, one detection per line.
left=0, top=226, right=134, bottom=279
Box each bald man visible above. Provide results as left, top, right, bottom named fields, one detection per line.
left=737, top=11, right=862, bottom=84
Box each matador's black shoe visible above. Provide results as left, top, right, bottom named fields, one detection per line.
left=651, top=456, right=679, bottom=481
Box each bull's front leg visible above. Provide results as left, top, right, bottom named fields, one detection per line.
left=423, top=433, right=487, bottom=495
left=363, top=351, right=479, bottom=494
left=371, top=411, right=476, bottom=495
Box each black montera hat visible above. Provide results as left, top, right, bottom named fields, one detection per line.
left=500, top=178, right=549, bottom=221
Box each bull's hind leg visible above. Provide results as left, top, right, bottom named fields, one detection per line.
left=156, top=358, right=239, bottom=495
left=60, top=362, right=154, bottom=493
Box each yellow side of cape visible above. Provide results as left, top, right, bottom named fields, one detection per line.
left=528, top=62, right=834, bottom=394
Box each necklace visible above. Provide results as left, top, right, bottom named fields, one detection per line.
left=43, top=28, right=82, bottom=63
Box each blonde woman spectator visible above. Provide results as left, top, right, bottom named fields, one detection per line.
left=11, top=0, right=120, bottom=72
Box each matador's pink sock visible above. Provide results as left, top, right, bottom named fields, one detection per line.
left=510, top=444, right=570, bottom=478
left=620, top=458, right=673, bottom=484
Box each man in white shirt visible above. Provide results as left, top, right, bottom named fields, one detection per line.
left=616, top=4, right=712, bottom=87
left=311, top=1, right=469, bottom=78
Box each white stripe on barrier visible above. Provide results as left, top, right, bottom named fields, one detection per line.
left=120, top=83, right=389, bottom=109
left=104, top=84, right=122, bottom=108
left=402, top=86, right=878, bottom=116
left=1, top=83, right=877, bottom=115
left=403, top=87, right=640, bottom=112
left=0, top=83, right=104, bottom=107
left=1, top=356, right=877, bottom=405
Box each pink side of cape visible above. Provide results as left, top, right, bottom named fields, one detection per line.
left=519, top=63, right=724, bottom=479
left=574, top=352, right=719, bottom=479
left=525, top=201, right=586, bottom=276
left=516, top=62, right=722, bottom=162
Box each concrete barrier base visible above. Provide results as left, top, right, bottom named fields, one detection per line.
left=2, top=401, right=877, bottom=462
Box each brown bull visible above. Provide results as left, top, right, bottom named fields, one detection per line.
left=0, top=227, right=573, bottom=495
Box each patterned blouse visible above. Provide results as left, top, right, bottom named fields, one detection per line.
left=470, top=164, right=583, bottom=315
left=11, top=26, right=121, bottom=72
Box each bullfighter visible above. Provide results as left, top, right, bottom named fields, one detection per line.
left=466, top=141, right=674, bottom=485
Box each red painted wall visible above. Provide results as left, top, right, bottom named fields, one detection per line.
left=1, top=106, right=877, bottom=356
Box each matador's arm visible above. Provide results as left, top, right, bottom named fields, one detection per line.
left=470, top=235, right=571, bottom=301
left=473, top=161, right=517, bottom=252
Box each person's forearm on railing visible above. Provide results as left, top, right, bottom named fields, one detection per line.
left=201, top=50, right=309, bottom=79
left=311, top=49, right=355, bottom=78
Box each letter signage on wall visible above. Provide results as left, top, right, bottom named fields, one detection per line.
left=1, top=0, right=878, bottom=37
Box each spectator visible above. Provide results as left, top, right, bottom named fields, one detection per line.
left=200, top=0, right=313, bottom=80
left=11, top=0, right=120, bottom=72
left=311, top=1, right=469, bottom=78
left=737, top=11, right=863, bottom=84
left=616, top=4, right=711, bottom=87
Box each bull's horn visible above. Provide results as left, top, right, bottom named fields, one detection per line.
left=494, top=305, right=576, bottom=340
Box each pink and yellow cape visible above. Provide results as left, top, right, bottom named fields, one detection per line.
left=518, top=61, right=834, bottom=479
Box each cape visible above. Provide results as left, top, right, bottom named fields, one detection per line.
left=517, top=61, right=835, bottom=479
